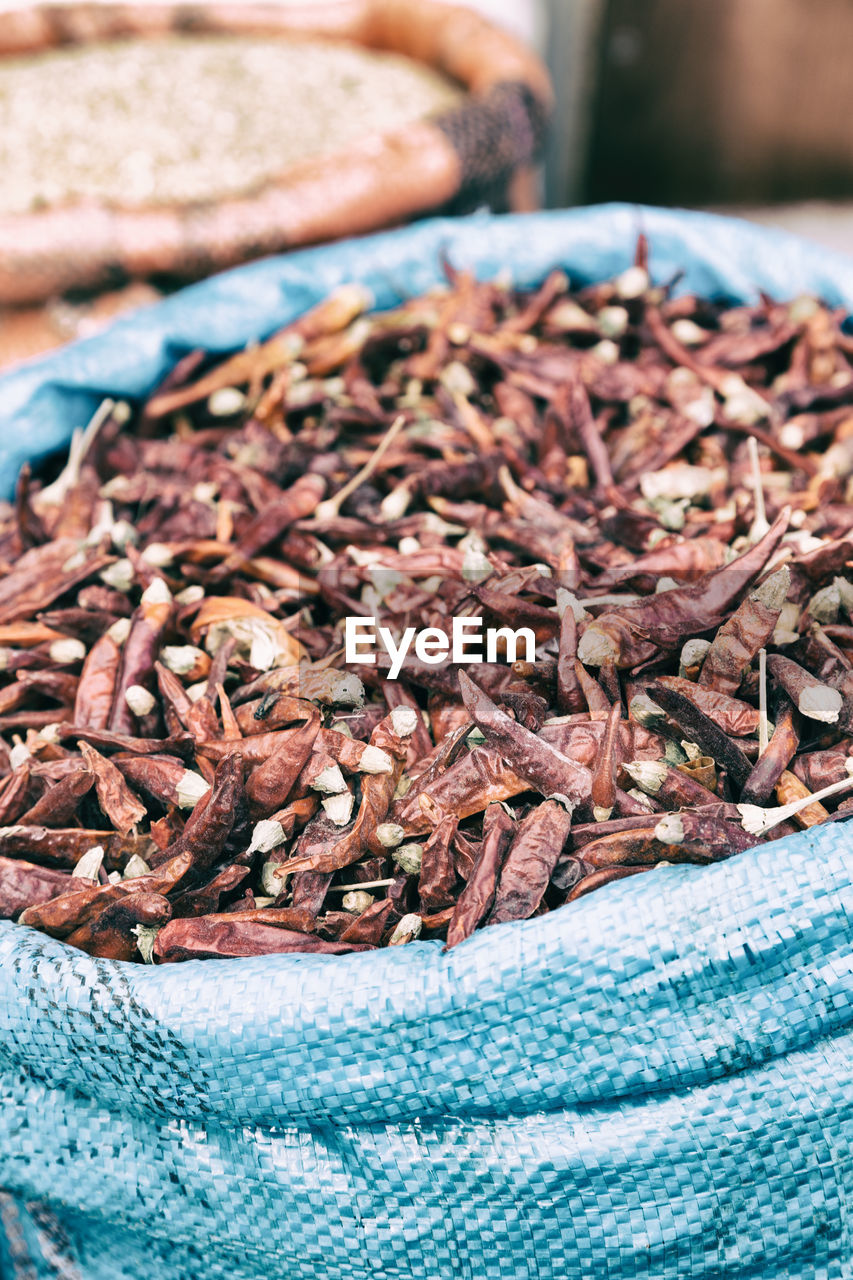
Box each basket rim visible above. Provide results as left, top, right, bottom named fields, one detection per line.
left=0, top=1, right=553, bottom=307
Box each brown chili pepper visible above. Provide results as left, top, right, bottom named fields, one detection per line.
left=154, top=662, right=220, bottom=741
left=417, top=795, right=458, bottom=913
left=488, top=799, right=573, bottom=926
left=214, top=474, right=327, bottom=576
left=766, top=654, right=844, bottom=725
left=793, top=747, right=853, bottom=791
left=18, top=848, right=190, bottom=936
left=645, top=683, right=753, bottom=789
left=275, top=707, right=417, bottom=875
left=59, top=725, right=196, bottom=759
left=573, top=659, right=612, bottom=720
left=567, top=866, right=648, bottom=901
left=579, top=826, right=678, bottom=868
left=108, top=581, right=173, bottom=735
left=556, top=607, right=585, bottom=714
left=17, top=768, right=95, bottom=827
left=339, top=897, right=396, bottom=945
left=170, top=864, right=250, bottom=917
left=458, top=672, right=592, bottom=808
left=446, top=803, right=515, bottom=948
left=0, top=856, right=72, bottom=918
left=774, top=771, right=831, bottom=829
left=0, top=827, right=154, bottom=870
left=590, top=701, right=622, bottom=820
left=73, top=631, right=121, bottom=730
left=245, top=711, right=320, bottom=819
left=578, top=510, right=789, bottom=669
left=740, top=704, right=800, bottom=805
left=652, top=675, right=761, bottom=737
left=150, top=752, right=243, bottom=870
left=112, top=755, right=209, bottom=811
left=78, top=742, right=147, bottom=835
left=0, top=764, right=35, bottom=824
left=64, top=891, right=173, bottom=961
left=153, top=917, right=371, bottom=961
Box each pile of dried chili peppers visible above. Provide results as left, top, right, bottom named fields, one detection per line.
left=4, top=243, right=853, bottom=963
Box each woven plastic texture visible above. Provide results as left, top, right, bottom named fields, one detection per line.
left=1, top=206, right=853, bottom=1279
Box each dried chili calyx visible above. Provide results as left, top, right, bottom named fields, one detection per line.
left=4, top=254, right=853, bottom=959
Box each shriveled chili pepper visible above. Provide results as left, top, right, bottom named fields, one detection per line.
left=651, top=676, right=761, bottom=738
left=0, top=764, right=34, bottom=824
left=793, top=747, right=853, bottom=790
left=417, top=795, right=458, bottom=913
left=73, top=631, right=121, bottom=730
left=245, top=711, right=320, bottom=819
left=0, top=827, right=155, bottom=870
left=577, top=511, right=788, bottom=670
left=567, top=866, right=647, bottom=901
left=766, top=654, right=844, bottom=724
left=108, top=580, right=173, bottom=735
left=17, top=768, right=95, bottom=827
left=153, top=917, right=372, bottom=961
left=78, top=742, right=147, bottom=835
left=740, top=704, right=800, bottom=805
left=0, top=856, right=72, bottom=918
left=775, top=771, right=831, bottom=830
left=170, top=864, right=250, bottom=917
left=65, top=891, right=173, bottom=961
left=590, top=701, right=622, bottom=821
left=698, top=568, right=790, bottom=696
left=113, top=753, right=210, bottom=810
left=458, top=672, right=592, bottom=808
left=59, top=725, right=196, bottom=759
left=488, top=800, right=573, bottom=926
left=645, top=682, right=753, bottom=789
left=276, top=707, right=417, bottom=875
left=151, top=752, right=243, bottom=870
left=446, top=803, right=515, bottom=948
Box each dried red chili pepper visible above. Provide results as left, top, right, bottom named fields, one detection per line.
left=417, top=795, right=458, bottom=913
left=488, top=800, right=573, bottom=926
left=150, top=752, right=243, bottom=870
left=651, top=676, right=761, bottom=738
left=153, top=917, right=371, bottom=961
left=0, top=856, right=72, bottom=918
left=766, top=654, right=844, bottom=725
left=73, top=631, right=121, bottom=730
left=698, top=569, right=790, bottom=696
left=108, top=580, right=173, bottom=736
left=245, top=711, right=320, bottom=818
left=276, top=707, right=417, bottom=875
left=567, top=866, right=648, bottom=901
left=65, top=891, right=173, bottom=961
left=645, top=683, right=754, bottom=789
left=739, top=705, right=800, bottom=805
left=578, top=511, right=788, bottom=670
left=17, top=769, right=95, bottom=827
left=458, top=672, right=592, bottom=808
left=446, top=803, right=515, bottom=948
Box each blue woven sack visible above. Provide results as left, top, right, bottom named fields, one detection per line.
left=2, top=205, right=853, bottom=1280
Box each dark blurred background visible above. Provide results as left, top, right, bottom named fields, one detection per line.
left=544, top=0, right=853, bottom=253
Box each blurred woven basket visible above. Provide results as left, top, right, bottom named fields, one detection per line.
left=0, top=1, right=552, bottom=314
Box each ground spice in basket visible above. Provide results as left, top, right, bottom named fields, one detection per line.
left=0, top=35, right=462, bottom=214
left=4, top=243, right=853, bottom=961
